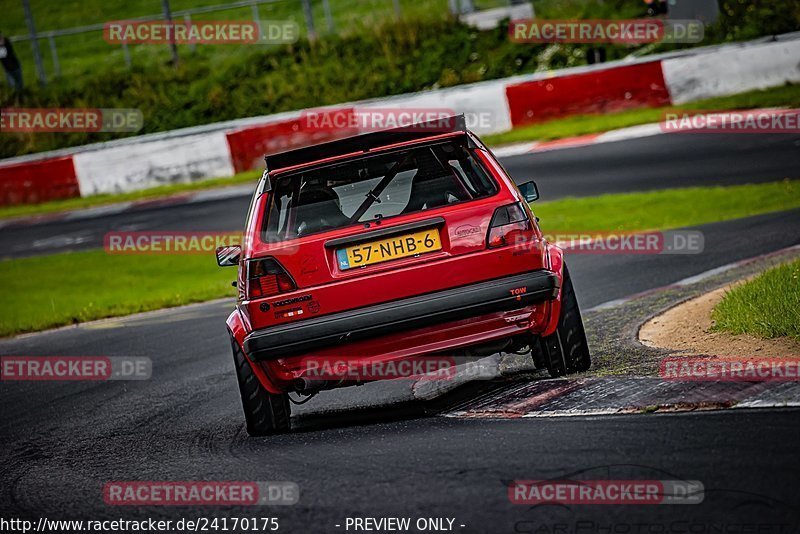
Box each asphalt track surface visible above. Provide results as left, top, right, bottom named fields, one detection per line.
left=1, top=133, right=800, bottom=531
left=2, top=132, right=799, bottom=259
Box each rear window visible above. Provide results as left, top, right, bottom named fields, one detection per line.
left=263, top=140, right=497, bottom=241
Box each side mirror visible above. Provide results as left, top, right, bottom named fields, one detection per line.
left=216, top=245, right=241, bottom=267
left=519, top=180, right=539, bottom=202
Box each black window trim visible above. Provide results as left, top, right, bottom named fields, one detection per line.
left=259, top=140, right=499, bottom=245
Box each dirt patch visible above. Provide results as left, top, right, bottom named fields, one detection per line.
left=639, top=280, right=800, bottom=358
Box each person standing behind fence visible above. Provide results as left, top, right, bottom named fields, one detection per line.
left=0, top=32, right=24, bottom=92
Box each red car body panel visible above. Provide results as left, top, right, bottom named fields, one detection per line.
left=225, top=126, right=564, bottom=395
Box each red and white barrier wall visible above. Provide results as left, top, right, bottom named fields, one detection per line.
left=1, top=37, right=798, bottom=206
left=0, top=156, right=79, bottom=206
left=505, top=61, right=671, bottom=128
left=661, top=40, right=800, bottom=104
left=226, top=108, right=360, bottom=174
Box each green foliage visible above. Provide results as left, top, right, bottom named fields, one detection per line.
left=0, top=17, right=548, bottom=157
left=708, top=0, right=800, bottom=42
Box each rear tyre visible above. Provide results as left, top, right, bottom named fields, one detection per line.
left=230, top=336, right=291, bottom=436
left=540, top=265, right=591, bottom=377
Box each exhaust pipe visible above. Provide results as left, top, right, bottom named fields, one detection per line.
left=293, top=377, right=336, bottom=393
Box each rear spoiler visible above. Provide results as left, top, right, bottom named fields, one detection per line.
left=260, top=115, right=471, bottom=191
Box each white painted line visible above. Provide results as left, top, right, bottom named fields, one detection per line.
left=491, top=120, right=668, bottom=158
left=521, top=408, right=626, bottom=418
left=63, top=202, right=134, bottom=221
left=675, top=244, right=800, bottom=287
left=7, top=297, right=234, bottom=340
left=672, top=263, right=742, bottom=287
left=441, top=408, right=627, bottom=418
left=594, top=122, right=664, bottom=143
left=587, top=244, right=800, bottom=312
left=735, top=400, right=800, bottom=409
left=587, top=298, right=633, bottom=312
left=190, top=184, right=254, bottom=203
left=0, top=185, right=255, bottom=230
left=491, top=142, right=539, bottom=158
left=492, top=107, right=800, bottom=158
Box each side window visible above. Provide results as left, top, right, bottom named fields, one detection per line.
left=274, top=191, right=293, bottom=236
left=448, top=160, right=473, bottom=193
left=448, top=149, right=495, bottom=197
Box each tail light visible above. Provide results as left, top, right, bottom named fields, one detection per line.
left=487, top=202, right=532, bottom=248
left=245, top=257, right=296, bottom=299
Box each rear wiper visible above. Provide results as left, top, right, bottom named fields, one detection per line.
left=349, top=153, right=411, bottom=224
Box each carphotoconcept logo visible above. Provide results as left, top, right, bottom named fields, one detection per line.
left=103, top=481, right=298, bottom=506
left=1, top=356, right=151, bottom=381
left=509, top=19, right=704, bottom=44
left=103, top=20, right=299, bottom=45
left=1, top=108, right=143, bottom=133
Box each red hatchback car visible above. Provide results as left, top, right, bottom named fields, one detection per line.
left=217, top=116, right=590, bottom=435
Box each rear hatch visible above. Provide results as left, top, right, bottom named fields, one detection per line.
left=242, top=134, right=544, bottom=331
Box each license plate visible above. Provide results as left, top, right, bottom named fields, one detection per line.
left=336, top=229, right=442, bottom=270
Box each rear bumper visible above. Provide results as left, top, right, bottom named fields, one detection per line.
left=243, top=269, right=559, bottom=361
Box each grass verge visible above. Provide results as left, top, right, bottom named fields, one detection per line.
left=533, top=180, right=800, bottom=234
left=1, top=179, right=798, bottom=337
left=712, top=259, right=800, bottom=340
left=482, top=83, right=800, bottom=146
left=0, top=252, right=236, bottom=337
